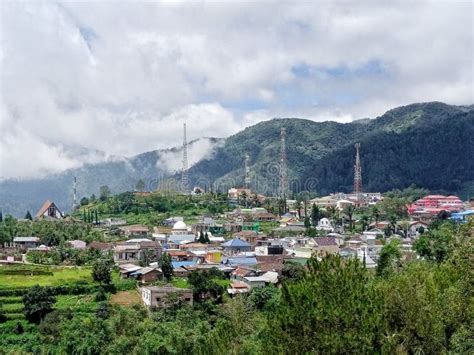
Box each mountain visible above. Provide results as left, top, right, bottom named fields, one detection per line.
left=0, top=138, right=223, bottom=217
left=187, top=102, right=474, bottom=197
left=1, top=102, right=473, bottom=217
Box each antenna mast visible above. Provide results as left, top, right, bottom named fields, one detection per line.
left=279, top=127, right=287, bottom=199
left=72, top=176, right=77, bottom=210
left=244, top=153, right=251, bottom=190
left=181, top=123, right=189, bottom=193
left=353, top=143, right=362, bottom=204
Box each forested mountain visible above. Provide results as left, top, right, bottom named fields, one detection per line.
left=187, top=102, right=474, bottom=197
left=1, top=102, right=473, bottom=217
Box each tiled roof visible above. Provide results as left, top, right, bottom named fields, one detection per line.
left=314, top=237, right=338, bottom=246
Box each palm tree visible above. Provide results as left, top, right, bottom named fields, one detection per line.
left=370, top=205, right=381, bottom=225
left=343, top=204, right=356, bottom=232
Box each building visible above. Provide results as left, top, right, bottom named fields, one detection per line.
left=35, top=200, right=63, bottom=219
left=119, top=224, right=150, bottom=238
left=233, top=230, right=259, bottom=245
left=68, top=240, right=86, bottom=249
left=228, top=188, right=252, bottom=201
left=313, top=237, right=339, bottom=255
left=140, top=286, right=193, bottom=309
left=408, top=195, right=464, bottom=216
left=221, top=238, right=253, bottom=254
left=113, top=239, right=162, bottom=265
left=13, top=237, right=40, bottom=251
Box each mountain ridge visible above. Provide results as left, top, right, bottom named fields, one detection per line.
left=1, top=102, right=473, bottom=217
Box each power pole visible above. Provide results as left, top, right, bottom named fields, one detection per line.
left=244, top=153, right=251, bottom=190
left=353, top=143, right=362, bottom=204
left=181, top=123, right=189, bottom=193
left=279, top=127, right=287, bottom=199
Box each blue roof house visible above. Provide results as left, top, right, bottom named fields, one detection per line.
left=221, top=238, right=252, bottom=253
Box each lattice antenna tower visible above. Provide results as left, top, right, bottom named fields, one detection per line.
left=181, top=123, right=189, bottom=193
left=353, top=143, right=362, bottom=202
left=279, top=127, right=287, bottom=199
left=244, top=153, right=251, bottom=190
left=72, top=176, right=77, bottom=210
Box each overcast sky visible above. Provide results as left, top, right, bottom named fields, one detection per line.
left=0, top=0, right=473, bottom=179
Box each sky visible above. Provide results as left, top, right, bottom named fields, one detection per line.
left=0, top=0, right=473, bottom=179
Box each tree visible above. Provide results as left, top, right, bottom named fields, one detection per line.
left=413, top=222, right=456, bottom=263
left=265, top=255, right=383, bottom=353
left=92, top=259, right=112, bottom=284
left=95, top=209, right=99, bottom=224
left=99, top=185, right=111, bottom=201
left=24, top=210, right=33, bottom=220
left=248, top=286, right=279, bottom=310
left=0, top=210, right=3, bottom=223
left=280, top=262, right=306, bottom=283
left=80, top=197, right=89, bottom=206
left=376, top=240, right=401, bottom=277
left=187, top=268, right=225, bottom=302
left=136, top=179, right=146, bottom=192
left=343, top=204, right=356, bottom=232
left=370, top=205, right=381, bottom=224
left=23, top=285, right=56, bottom=323
left=159, top=252, right=173, bottom=281
left=311, top=204, right=321, bottom=226
left=295, top=199, right=303, bottom=219
left=304, top=216, right=311, bottom=229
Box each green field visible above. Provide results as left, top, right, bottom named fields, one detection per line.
left=0, top=265, right=92, bottom=289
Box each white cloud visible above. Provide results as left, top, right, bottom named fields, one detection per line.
left=0, top=0, right=472, bottom=179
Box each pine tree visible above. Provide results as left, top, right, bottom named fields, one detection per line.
left=95, top=210, right=98, bottom=224
left=24, top=211, right=33, bottom=220
left=0, top=210, right=3, bottom=223
left=83, top=209, right=87, bottom=222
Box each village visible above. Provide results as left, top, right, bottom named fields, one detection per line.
left=2, top=186, right=473, bottom=311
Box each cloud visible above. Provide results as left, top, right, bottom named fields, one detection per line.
left=0, top=1, right=472, bottom=179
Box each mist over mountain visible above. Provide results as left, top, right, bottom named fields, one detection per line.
left=1, top=102, right=473, bottom=217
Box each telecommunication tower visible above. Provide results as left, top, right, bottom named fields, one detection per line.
left=353, top=143, right=362, bottom=203
left=244, top=153, right=251, bottom=190
left=181, top=123, right=189, bottom=193
left=72, top=176, right=77, bottom=210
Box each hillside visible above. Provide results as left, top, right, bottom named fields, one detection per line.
left=1, top=102, right=473, bottom=217
left=187, top=102, right=474, bottom=196
left=0, top=138, right=222, bottom=217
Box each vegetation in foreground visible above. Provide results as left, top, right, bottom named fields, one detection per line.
left=0, top=220, right=472, bottom=354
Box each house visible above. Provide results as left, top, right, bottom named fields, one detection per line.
left=35, top=200, right=63, bottom=219
left=231, top=267, right=258, bottom=282
left=130, top=267, right=162, bottom=283
left=255, top=255, right=286, bottom=273
left=167, top=250, right=191, bottom=261
left=451, top=210, right=474, bottom=223
left=87, top=242, right=113, bottom=253
left=313, top=237, right=339, bottom=255
left=222, top=256, right=258, bottom=267
left=408, top=221, right=429, bottom=237
left=244, top=271, right=279, bottom=289
left=119, top=224, right=150, bottom=238
left=13, top=237, right=40, bottom=251
left=140, top=286, right=193, bottom=309
left=68, top=240, right=86, bottom=249
left=227, top=281, right=250, bottom=295
left=119, top=263, right=142, bottom=278
left=100, top=218, right=127, bottom=227
left=113, top=239, right=162, bottom=265
left=221, top=238, right=253, bottom=254
left=233, top=230, right=259, bottom=245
